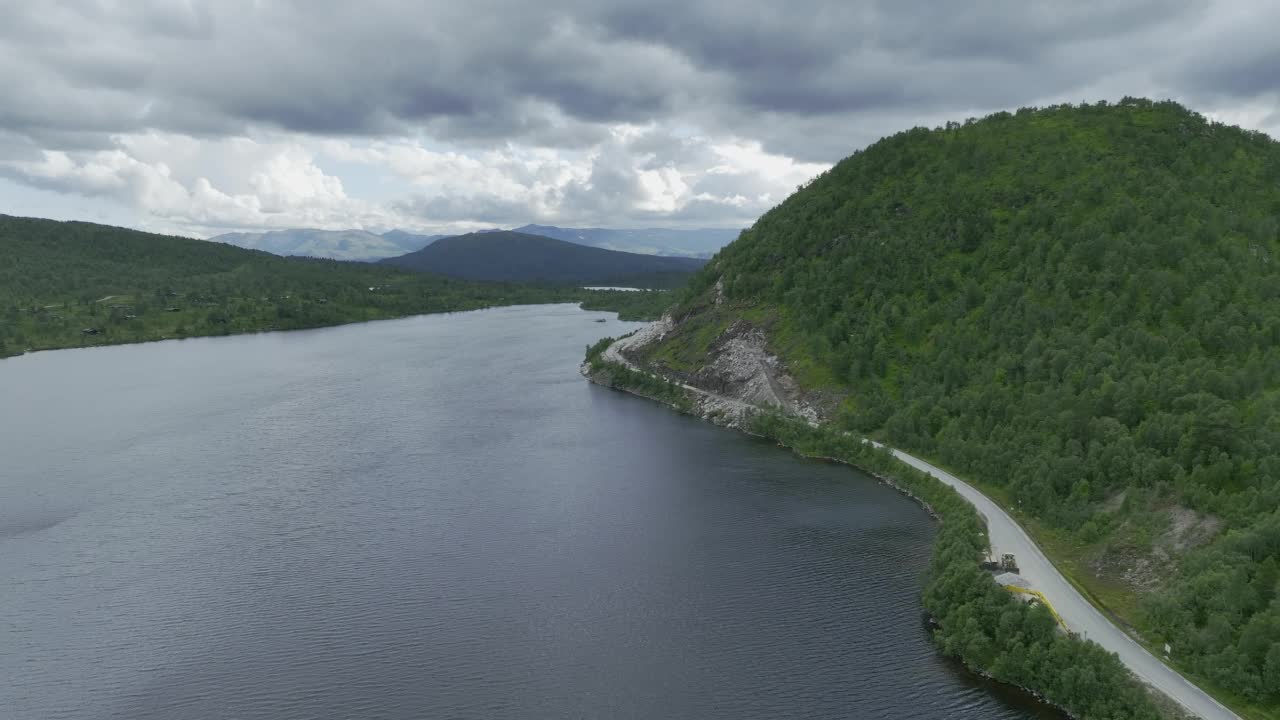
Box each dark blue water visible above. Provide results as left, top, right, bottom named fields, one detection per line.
left=0, top=305, right=1059, bottom=719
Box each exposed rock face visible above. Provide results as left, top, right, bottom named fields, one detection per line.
left=1087, top=505, right=1222, bottom=593
left=596, top=313, right=820, bottom=429
left=607, top=316, right=673, bottom=359
left=694, top=321, right=819, bottom=424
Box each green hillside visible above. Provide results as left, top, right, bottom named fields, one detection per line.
left=381, top=230, right=706, bottom=287
left=643, top=99, right=1280, bottom=715
left=0, top=215, right=656, bottom=357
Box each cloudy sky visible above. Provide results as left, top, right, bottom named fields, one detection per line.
left=1, top=0, right=1277, bottom=238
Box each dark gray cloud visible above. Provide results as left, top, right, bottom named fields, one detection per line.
left=1169, top=16, right=1280, bottom=100
left=1183, top=49, right=1280, bottom=98
left=1, top=0, right=1273, bottom=160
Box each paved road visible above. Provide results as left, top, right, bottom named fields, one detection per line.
left=598, top=333, right=1239, bottom=720
left=870, top=442, right=1240, bottom=720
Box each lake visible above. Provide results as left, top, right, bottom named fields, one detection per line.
left=0, top=305, right=1060, bottom=719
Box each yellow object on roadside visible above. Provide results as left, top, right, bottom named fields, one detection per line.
left=1002, top=585, right=1068, bottom=630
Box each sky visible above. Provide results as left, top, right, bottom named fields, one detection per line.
left=0, top=0, right=1277, bottom=238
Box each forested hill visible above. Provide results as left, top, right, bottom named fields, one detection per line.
left=650, top=99, right=1280, bottom=713
left=0, top=215, right=644, bottom=357
left=512, top=224, right=738, bottom=257
left=380, top=230, right=706, bottom=287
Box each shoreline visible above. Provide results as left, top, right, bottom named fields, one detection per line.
left=583, top=341, right=1222, bottom=720
left=1, top=302, right=606, bottom=362
left=582, top=357, right=1074, bottom=717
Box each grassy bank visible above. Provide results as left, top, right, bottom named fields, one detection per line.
left=583, top=338, right=694, bottom=412
left=902, top=449, right=1276, bottom=720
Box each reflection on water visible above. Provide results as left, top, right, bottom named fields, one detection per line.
left=0, top=305, right=1061, bottom=720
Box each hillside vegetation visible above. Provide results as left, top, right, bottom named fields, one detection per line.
left=0, top=216, right=658, bottom=357
left=649, top=99, right=1280, bottom=714
left=514, top=224, right=738, bottom=257
left=381, top=230, right=706, bottom=287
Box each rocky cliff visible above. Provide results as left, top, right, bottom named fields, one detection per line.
left=584, top=305, right=820, bottom=429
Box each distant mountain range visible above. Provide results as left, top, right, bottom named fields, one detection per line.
left=380, top=231, right=706, bottom=287
left=210, top=224, right=739, bottom=261
left=209, top=228, right=444, bottom=260
left=512, top=224, right=738, bottom=258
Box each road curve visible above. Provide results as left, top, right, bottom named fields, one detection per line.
left=868, top=442, right=1240, bottom=720
left=595, top=333, right=1239, bottom=720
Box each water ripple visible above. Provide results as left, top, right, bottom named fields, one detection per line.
left=0, top=307, right=1061, bottom=720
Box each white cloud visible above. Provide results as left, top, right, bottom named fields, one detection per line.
left=0, top=124, right=826, bottom=235
left=324, top=127, right=826, bottom=231
left=0, top=133, right=401, bottom=235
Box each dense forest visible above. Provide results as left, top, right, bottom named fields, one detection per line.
left=644, top=99, right=1280, bottom=716
left=0, top=215, right=663, bottom=358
